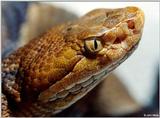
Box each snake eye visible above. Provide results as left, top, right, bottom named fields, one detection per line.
left=84, top=37, right=102, bottom=54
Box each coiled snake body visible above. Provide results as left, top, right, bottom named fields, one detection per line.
left=2, top=6, right=144, bottom=117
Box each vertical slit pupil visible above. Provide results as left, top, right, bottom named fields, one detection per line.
left=94, top=38, right=98, bottom=50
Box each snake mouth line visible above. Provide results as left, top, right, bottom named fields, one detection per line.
left=13, top=43, right=139, bottom=116
left=55, top=16, right=142, bottom=97
left=44, top=40, right=139, bottom=112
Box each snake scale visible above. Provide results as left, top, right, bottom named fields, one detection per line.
left=2, top=6, right=144, bottom=117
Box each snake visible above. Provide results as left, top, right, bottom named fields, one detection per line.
left=2, top=6, right=144, bottom=117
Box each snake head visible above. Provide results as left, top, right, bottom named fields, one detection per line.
left=2, top=6, right=144, bottom=116
left=38, top=6, right=144, bottom=108
left=81, top=6, right=145, bottom=62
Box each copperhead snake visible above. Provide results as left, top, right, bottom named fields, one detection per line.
left=2, top=6, right=144, bottom=117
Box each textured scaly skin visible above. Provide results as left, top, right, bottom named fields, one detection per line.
left=2, top=6, right=144, bottom=117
